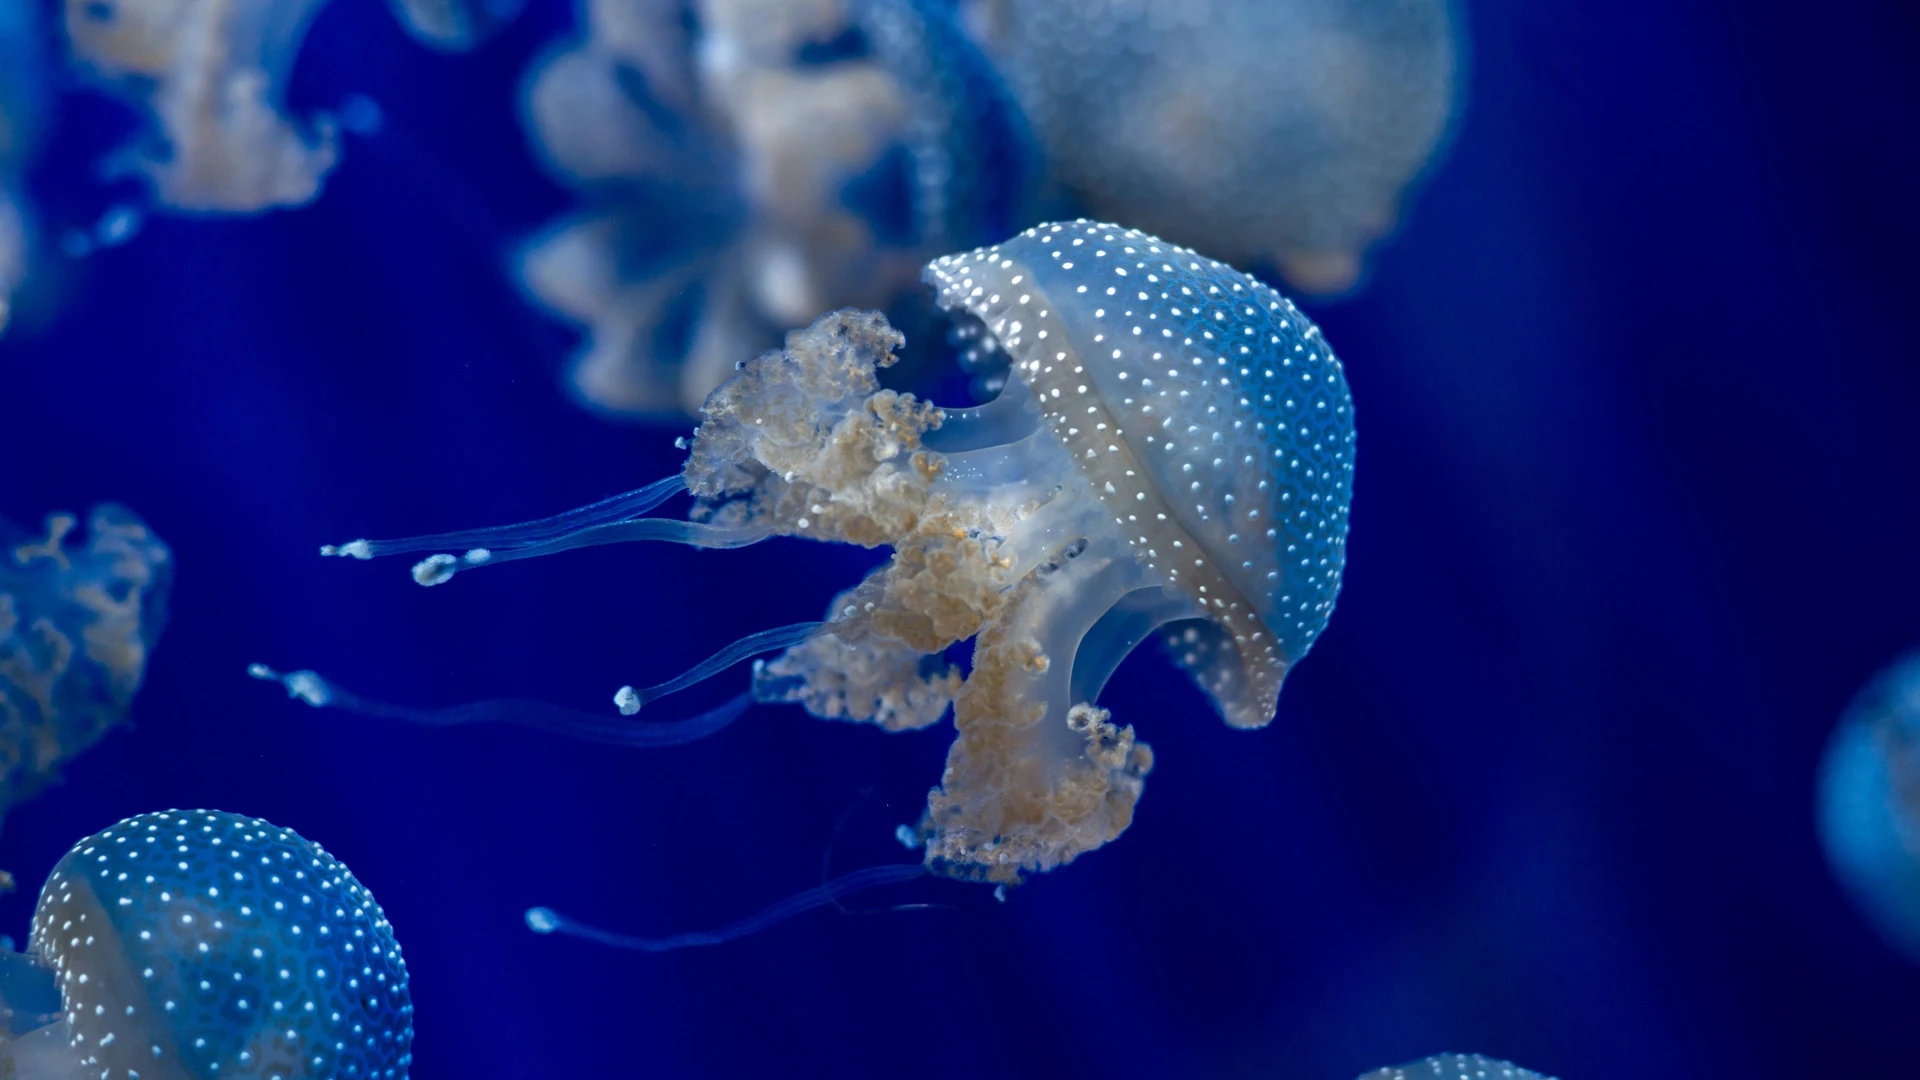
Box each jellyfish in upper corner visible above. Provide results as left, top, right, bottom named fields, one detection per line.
left=964, top=0, right=1461, bottom=295
left=515, top=0, right=1038, bottom=418
left=1818, top=649, right=1920, bottom=962
left=0, top=0, right=50, bottom=334
left=0, top=506, right=172, bottom=831
left=271, top=221, right=1354, bottom=892
left=60, top=0, right=513, bottom=221
left=386, top=0, right=526, bottom=51
left=1359, top=1054, right=1556, bottom=1080
left=0, top=808, right=413, bottom=1078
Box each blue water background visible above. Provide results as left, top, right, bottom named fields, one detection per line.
left=2, top=0, right=1917, bottom=1076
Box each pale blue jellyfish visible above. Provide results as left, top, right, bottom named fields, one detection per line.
left=0, top=0, right=49, bottom=333
left=1359, top=1054, right=1555, bottom=1080
left=59, top=0, right=505, bottom=226
left=0, top=506, right=172, bottom=828
left=0, top=809, right=413, bottom=1077
left=966, top=0, right=1461, bottom=294
left=260, top=220, right=1353, bottom=939
left=1819, top=649, right=1920, bottom=962
left=386, top=0, right=526, bottom=51
left=515, top=0, right=1035, bottom=417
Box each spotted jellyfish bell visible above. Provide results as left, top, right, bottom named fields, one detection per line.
left=1358, top=1054, right=1557, bottom=1080
left=0, top=809, right=413, bottom=1079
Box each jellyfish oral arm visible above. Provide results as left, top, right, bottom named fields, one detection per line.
left=525, top=862, right=928, bottom=951
left=248, top=664, right=754, bottom=748
left=318, top=473, right=772, bottom=586
left=615, top=621, right=824, bottom=714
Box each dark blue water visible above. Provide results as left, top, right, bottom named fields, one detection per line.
left=2, top=1, right=1916, bottom=1077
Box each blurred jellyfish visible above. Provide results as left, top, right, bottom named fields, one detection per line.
left=1359, top=1054, right=1555, bottom=1080
left=387, top=0, right=527, bottom=50
left=0, top=0, right=49, bottom=334
left=966, top=0, right=1461, bottom=295
left=263, top=221, right=1355, bottom=926
left=0, top=809, right=413, bottom=1077
left=1819, top=649, right=1920, bottom=962
left=516, top=0, right=1037, bottom=418
left=60, top=0, right=507, bottom=223
left=0, top=506, right=171, bottom=829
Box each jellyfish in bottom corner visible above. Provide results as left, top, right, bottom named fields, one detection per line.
left=1819, top=649, right=1920, bottom=962
left=0, top=809, right=413, bottom=1078
left=260, top=219, right=1351, bottom=943
left=0, top=506, right=172, bottom=831
left=1359, top=1054, right=1555, bottom=1080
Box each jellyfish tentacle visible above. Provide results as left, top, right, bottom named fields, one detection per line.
left=403, top=518, right=774, bottom=587
left=321, top=473, right=688, bottom=560
left=614, top=621, right=824, bottom=715
left=525, top=863, right=928, bottom=951
left=319, top=473, right=778, bottom=586
left=248, top=664, right=753, bottom=748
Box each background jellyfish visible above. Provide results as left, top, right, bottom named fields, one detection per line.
left=0, top=808, right=413, bottom=1077
left=515, top=0, right=1036, bottom=417
left=1359, top=1054, right=1555, bottom=1080
left=0, top=506, right=171, bottom=834
left=274, top=220, right=1354, bottom=893
left=386, top=0, right=527, bottom=51
left=0, top=0, right=48, bottom=334
left=61, top=0, right=514, bottom=220
left=1819, top=650, right=1920, bottom=963
left=964, top=0, right=1461, bottom=294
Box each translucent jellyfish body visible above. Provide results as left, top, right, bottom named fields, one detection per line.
left=967, top=0, right=1461, bottom=294
left=0, top=809, right=413, bottom=1078
left=1818, top=650, right=1920, bottom=962
left=0, top=0, right=49, bottom=333
left=62, top=0, right=510, bottom=217
left=290, top=222, right=1353, bottom=892
left=516, top=0, right=1035, bottom=417
left=0, top=506, right=171, bottom=827
left=1359, top=1054, right=1555, bottom=1080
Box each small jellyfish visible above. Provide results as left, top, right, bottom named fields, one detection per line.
left=63, top=0, right=343, bottom=215
left=515, top=0, right=1035, bottom=418
left=0, top=0, right=49, bottom=333
left=0, top=506, right=171, bottom=829
left=61, top=0, right=500, bottom=221
left=1359, top=1054, right=1555, bottom=1080
left=385, top=0, right=526, bottom=51
left=1818, top=649, right=1920, bottom=962
left=966, top=0, right=1461, bottom=294
left=0, top=809, right=413, bottom=1078
left=268, top=221, right=1354, bottom=911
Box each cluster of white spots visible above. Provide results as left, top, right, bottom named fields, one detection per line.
left=925, top=220, right=1355, bottom=728
left=1358, top=1053, right=1556, bottom=1080
left=28, top=809, right=413, bottom=1079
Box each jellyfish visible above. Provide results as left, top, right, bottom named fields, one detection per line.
left=60, top=0, right=499, bottom=224
left=1818, top=649, right=1920, bottom=962
left=964, top=0, right=1461, bottom=295
left=1358, top=1054, right=1555, bottom=1080
left=0, top=808, right=413, bottom=1078
left=0, top=506, right=172, bottom=831
left=515, top=0, right=1036, bottom=418
left=0, top=0, right=49, bottom=334
left=385, top=0, right=526, bottom=51
left=261, top=219, right=1354, bottom=935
